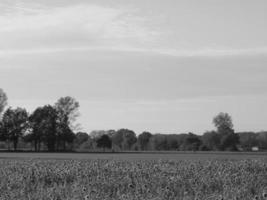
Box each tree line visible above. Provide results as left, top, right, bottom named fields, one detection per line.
left=0, top=88, right=267, bottom=152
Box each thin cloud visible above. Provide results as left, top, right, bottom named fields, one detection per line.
left=0, top=3, right=158, bottom=51
left=1, top=2, right=267, bottom=59
left=1, top=46, right=267, bottom=58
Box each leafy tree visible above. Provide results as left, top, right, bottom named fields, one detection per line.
left=166, top=134, right=185, bottom=150
left=96, top=134, right=112, bottom=151
left=202, top=131, right=221, bottom=150
left=180, top=133, right=202, bottom=151
left=55, top=96, right=80, bottom=130
left=27, top=107, right=46, bottom=151
left=0, top=121, right=6, bottom=141
left=0, top=88, right=7, bottom=117
left=213, top=112, right=234, bottom=134
left=28, top=105, right=58, bottom=151
left=256, top=132, right=267, bottom=150
left=55, top=97, right=79, bottom=150
left=56, top=119, right=75, bottom=151
left=213, top=112, right=239, bottom=150
left=77, top=137, right=94, bottom=151
left=238, top=132, right=258, bottom=151
left=1, top=107, right=28, bottom=150
left=138, top=131, right=152, bottom=150
left=106, top=130, right=116, bottom=138
left=74, top=132, right=89, bottom=148
left=90, top=130, right=106, bottom=139
left=112, top=129, right=137, bottom=151
left=220, top=133, right=239, bottom=151
left=150, top=134, right=168, bottom=150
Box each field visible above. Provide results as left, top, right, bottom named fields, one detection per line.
left=0, top=153, right=267, bottom=200
left=1, top=151, right=267, bottom=160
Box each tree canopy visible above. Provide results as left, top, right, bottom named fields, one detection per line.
left=0, top=88, right=7, bottom=117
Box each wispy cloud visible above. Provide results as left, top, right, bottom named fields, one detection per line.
left=1, top=45, right=267, bottom=58
left=0, top=2, right=158, bottom=51
left=1, top=2, right=267, bottom=58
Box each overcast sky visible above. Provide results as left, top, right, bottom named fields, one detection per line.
left=0, top=0, right=267, bottom=134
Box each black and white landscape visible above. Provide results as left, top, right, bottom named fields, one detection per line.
left=0, top=1, right=267, bottom=200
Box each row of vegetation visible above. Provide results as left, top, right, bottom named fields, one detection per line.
left=0, top=88, right=266, bottom=152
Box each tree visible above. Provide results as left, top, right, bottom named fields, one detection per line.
left=74, top=132, right=89, bottom=148
left=180, top=133, right=202, bottom=151
left=149, top=134, right=168, bottom=150
left=238, top=132, right=257, bottom=151
left=202, top=131, right=221, bottom=150
left=28, top=105, right=58, bottom=151
left=213, top=112, right=234, bottom=134
left=2, top=107, right=28, bottom=150
left=0, top=121, right=6, bottom=141
left=112, top=129, right=137, bottom=151
left=256, top=132, right=267, bottom=150
left=0, top=88, right=7, bottom=117
left=220, top=133, right=239, bottom=151
left=96, top=134, right=112, bottom=151
left=56, top=118, right=75, bottom=151
left=90, top=130, right=106, bottom=139
left=27, top=107, right=46, bottom=151
left=212, top=112, right=239, bottom=150
left=55, top=97, right=79, bottom=150
left=55, top=96, right=80, bottom=130
left=138, top=131, right=152, bottom=150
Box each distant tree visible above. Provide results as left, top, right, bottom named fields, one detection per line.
left=55, top=96, right=80, bottom=130
left=213, top=112, right=234, bottom=134
left=112, top=129, right=137, bottom=150
left=106, top=130, right=116, bottom=138
left=181, top=133, right=202, bottom=151
left=111, top=130, right=124, bottom=150
left=1, top=107, right=28, bottom=150
left=149, top=134, right=168, bottom=151
left=0, top=88, right=7, bottom=117
left=28, top=105, right=58, bottom=151
left=74, top=132, right=89, bottom=148
left=56, top=119, right=75, bottom=151
left=166, top=134, right=185, bottom=150
left=138, top=131, right=152, bottom=150
left=77, top=137, right=94, bottom=152
left=202, top=131, right=221, bottom=150
left=27, top=107, right=46, bottom=151
left=96, top=134, right=112, bottom=151
left=213, top=112, right=239, bottom=151
left=256, top=132, right=267, bottom=150
left=90, top=130, right=106, bottom=139
left=238, top=132, right=257, bottom=151
left=220, top=133, right=239, bottom=151
left=55, top=96, right=79, bottom=150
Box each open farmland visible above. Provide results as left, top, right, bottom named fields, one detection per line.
left=0, top=151, right=267, bottom=160
left=0, top=153, right=267, bottom=200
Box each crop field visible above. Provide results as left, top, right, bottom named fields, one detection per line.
left=0, top=153, right=267, bottom=200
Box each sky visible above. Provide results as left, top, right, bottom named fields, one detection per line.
left=0, top=0, right=267, bottom=134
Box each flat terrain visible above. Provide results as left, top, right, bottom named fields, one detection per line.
left=0, top=158, right=266, bottom=200
left=0, top=151, right=266, bottom=160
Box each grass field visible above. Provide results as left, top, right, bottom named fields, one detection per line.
left=0, top=152, right=267, bottom=200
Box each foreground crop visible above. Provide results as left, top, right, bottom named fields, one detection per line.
left=0, top=159, right=266, bottom=200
